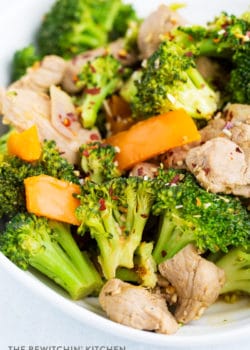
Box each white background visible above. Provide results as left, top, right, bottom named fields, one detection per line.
left=0, top=1, right=249, bottom=349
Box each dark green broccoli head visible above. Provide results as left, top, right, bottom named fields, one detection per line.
left=11, top=45, right=41, bottom=82
left=133, top=40, right=219, bottom=120
left=37, top=0, right=138, bottom=58
left=37, top=0, right=106, bottom=58
left=227, top=43, right=250, bottom=103
left=109, top=2, right=139, bottom=41
left=79, top=141, right=121, bottom=183
left=152, top=168, right=250, bottom=263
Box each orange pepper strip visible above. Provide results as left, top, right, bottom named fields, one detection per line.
left=106, top=109, right=201, bottom=171
left=24, top=175, right=81, bottom=226
left=7, top=125, right=42, bottom=162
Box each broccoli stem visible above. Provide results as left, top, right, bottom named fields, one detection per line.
left=81, top=79, right=120, bottom=128
left=27, top=239, right=88, bottom=300
left=216, top=247, right=250, bottom=295
left=49, top=221, right=102, bottom=292
left=153, top=214, right=196, bottom=264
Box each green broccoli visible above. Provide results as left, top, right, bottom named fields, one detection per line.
left=132, top=40, right=219, bottom=120
left=209, top=246, right=250, bottom=295
left=37, top=0, right=138, bottom=58
left=116, top=241, right=157, bottom=288
left=76, top=176, right=156, bottom=280
left=77, top=54, right=127, bottom=128
left=0, top=126, right=15, bottom=161
left=152, top=168, right=250, bottom=264
left=0, top=140, right=79, bottom=219
left=0, top=213, right=102, bottom=299
left=108, top=2, right=139, bottom=41
left=79, top=141, right=121, bottom=183
left=11, top=45, right=41, bottom=82
left=171, top=12, right=250, bottom=104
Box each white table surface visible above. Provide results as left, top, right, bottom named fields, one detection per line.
left=0, top=1, right=249, bottom=349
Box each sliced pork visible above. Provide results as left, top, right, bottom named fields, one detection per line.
left=10, top=55, right=66, bottom=93
left=0, top=87, right=100, bottom=164
left=137, top=5, right=186, bottom=59
left=159, top=245, right=225, bottom=324
left=99, top=278, right=179, bottom=334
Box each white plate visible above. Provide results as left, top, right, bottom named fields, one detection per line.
left=0, top=0, right=249, bottom=347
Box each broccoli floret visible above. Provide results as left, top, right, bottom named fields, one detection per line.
left=79, top=141, right=121, bottom=183
left=133, top=40, right=219, bottom=120
left=0, top=213, right=102, bottom=299
left=119, top=70, right=142, bottom=105
left=172, top=12, right=250, bottom=104
left=37, top=0, right=138, bottom=58
left=11, top=45, right=41, bottom=82
left=0, top=126, right=15, bottom=161
left=109, top=2, right=139, bottom=41
left=76, top=176, right=156, bottom=280
left=0, top=140, right=79, bottom=219
left=77, top=54, right=127, bottom=128
left=210, top=246, right=250, bottom=295
left=37, top=0, right=106, bottom=58
left=152, top=168, right=250, bottom=264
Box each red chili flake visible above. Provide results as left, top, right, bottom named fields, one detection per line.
left=58, top=113, right=62, bottom=119
left=99, top=198, right=106, bottom=211
left=161, top=250, right=167, bottom=258
left=203, top=167, right=210, bottom=175
left=137, top=167, right=144, bottom=176
left=85, top=87, right=101, bottom=95
left=191, top=163, right=197, bottom=168
left=82, top=150, right=89, bottom=157
left=90, top=133, right=100, bottom=141
left=170, top=174, right=180, bottom=185
left=235, top=147, right=242, bottom=153
left=185, top=51, right=193, bottom=57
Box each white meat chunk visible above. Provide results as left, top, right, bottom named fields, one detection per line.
left=186, top=137, right=250, bottom=197
left=129, top=162, right=158, bottom=178
left=137, top=5, right=186, bottom=59
left=99, top=278, right=179, bottom=334
left=159, top=245, right=225, bottom=324
left=0, top=88, right=100, bottom=164
left=10, top=55, right=66, bottom=93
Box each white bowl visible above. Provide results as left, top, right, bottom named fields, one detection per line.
left=0, top=0, right=249, bottom=347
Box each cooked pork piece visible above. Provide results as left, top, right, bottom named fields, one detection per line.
left=9, top=55, right=66, bottom=93
left=186, top=137, right=250, bottom=197
left=162, top=118, right=226, bottom=168
left=99, top=278, right=179, bottom=334
left=137, top=5, right=186, bottom=59
left=62, top=39, right=138, bottom=94
left=159, top=245, right=225, bottom=324
left=129, top=162, right=158, bottom=178
left=0, top=88, right=100, bottom=163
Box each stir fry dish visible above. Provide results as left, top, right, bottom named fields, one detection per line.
left=0, top=0, right=249, bottom=335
